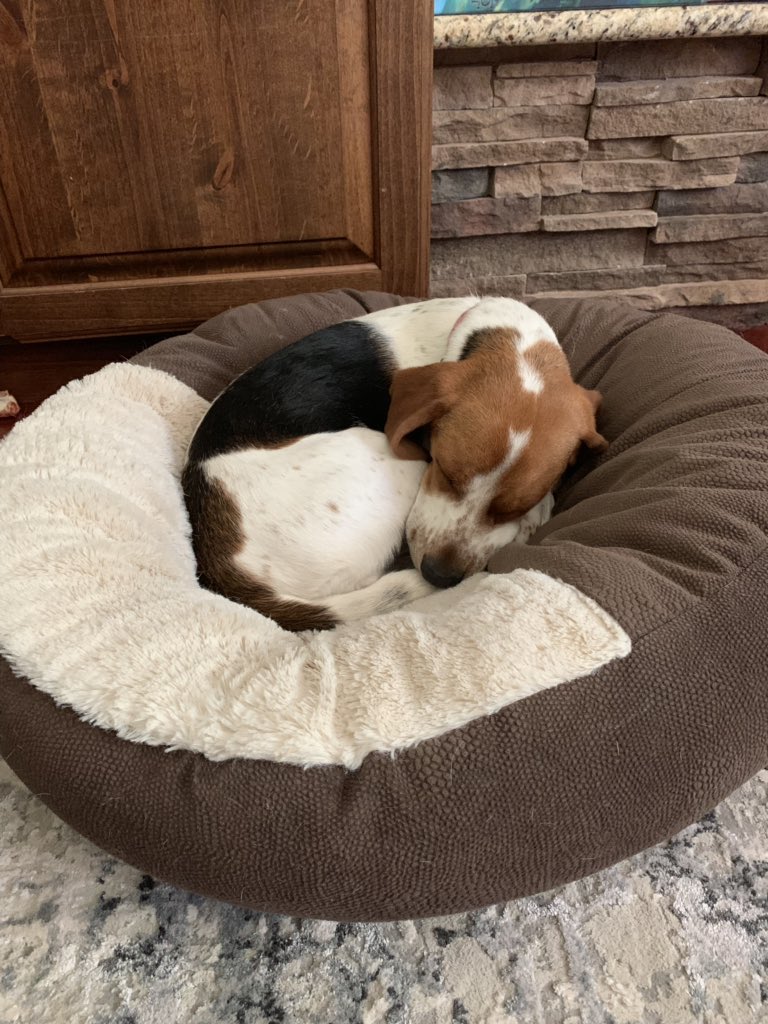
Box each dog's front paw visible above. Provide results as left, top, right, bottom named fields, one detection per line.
left=514, top=492, right=555, bottom=545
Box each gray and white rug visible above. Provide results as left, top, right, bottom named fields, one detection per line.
left=1, top=757, right=766, bottom=1024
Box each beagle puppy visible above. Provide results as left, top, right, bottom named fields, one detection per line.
left=182, top=297, right=607, bottom=630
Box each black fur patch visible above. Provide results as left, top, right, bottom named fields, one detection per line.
left=458, top=328, right=489, bottom=362
left=186, top=321, right=395, bottom=463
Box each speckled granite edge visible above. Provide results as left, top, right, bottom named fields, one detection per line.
left=434, top=4, right=768, bottom=48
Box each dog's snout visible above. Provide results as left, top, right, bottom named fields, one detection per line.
left=420, top=557, right=465, bottom=589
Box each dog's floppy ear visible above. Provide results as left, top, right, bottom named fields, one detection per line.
left=385, top=364, right=460, bottom=461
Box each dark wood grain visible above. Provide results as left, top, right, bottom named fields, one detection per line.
left=0, top=182, right=23, bottom=286
left=373, top=0, right=433, bottom=298
left=0, top=0, right=432, bottom=341
left=7, top=239, right=370, bottom=288
left=336, top=0, right=375, bottom=258
left=2, top=263, right=381, bottom=342
left=2, top=0, right=346, bottom=256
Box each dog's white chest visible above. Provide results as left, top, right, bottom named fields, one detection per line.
left=204, top=428, right=426, bottom=602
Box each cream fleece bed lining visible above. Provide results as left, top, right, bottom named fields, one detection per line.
left=0, top=364, right=631, bottom=769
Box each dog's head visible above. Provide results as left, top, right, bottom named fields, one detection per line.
left=385, top=298, right=607, bottom=588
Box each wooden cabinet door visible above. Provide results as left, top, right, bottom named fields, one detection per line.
left=0, top=0, right=431, bottom=341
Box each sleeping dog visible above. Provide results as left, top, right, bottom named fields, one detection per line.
left=182, top=297, right=607, bottom=631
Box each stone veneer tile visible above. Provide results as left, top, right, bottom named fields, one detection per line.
left=494, top=163, right=582, bottom=198
left=431, top=229, right=646, bottom=278
left=650, top=280, right=768, bottom=307
left=526, top=266, right=665, bottom=292
left=539, top=162, right=583, bottom=196
left=646, top=236, right=768, bottom=266
left=596, top=39, right=762, bottom=81
left=593, top=77, right=761, bottom=107
left=432, top=169, right=491, bottom=205
left=582, top=157, right=738, bottom=192
left=655, top=181, right=768, bottom=215
left=496, top=59, right=598, bottom=79
left=737, top=153, right=768, bottom=184
left=524, top=278, right=768, bottom=311
left=492, top=165, right=542, bottom=198
left=541, top=210, right=657, bottom=233
left=758, top=46, right=768, bottom=98
left=433, top=106, right=589, bottom=145
left=429, top=39, right=768, bottom=316
left=588, top=98, right=768, bottom=140
left=652, top=212, right=768, bottom=244
left=662, top=131, right=768, bottom=161
left=434, top=67, right=493, bottom=111
left=433, top=137, right=588, bottom=171
left=542, top=191, right=654, bottom=214
left=588, top=138, right=662, bottom=161
left=493, top=75, right=595, bottom=109
left=430, top=275, right=527, bottom=299
left=431, top=196, right=541, bottom=239
left=661, top=260, right=768, bottom=283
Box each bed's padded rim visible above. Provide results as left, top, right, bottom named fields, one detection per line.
left=2, top=289, right=767, bottom=921
left=2, top=547, right=765, bottom=921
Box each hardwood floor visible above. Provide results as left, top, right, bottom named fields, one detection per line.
left=739, top=326, right=768, bottom=354
left=0, top=334, right=161, bottom=438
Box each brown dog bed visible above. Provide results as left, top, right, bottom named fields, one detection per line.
left=1, top=290, right=766, bottom=922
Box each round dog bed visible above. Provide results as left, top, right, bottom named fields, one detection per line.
left=1, top=290, right=767, bottom=921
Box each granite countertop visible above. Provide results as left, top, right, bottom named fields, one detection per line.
left=434, top=3, right=768, bottom=48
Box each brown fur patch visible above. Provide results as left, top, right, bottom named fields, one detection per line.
left=427, top=330, right=534, bottom=493
left=182, top=462, right=338, bottom=632
left=385, top=364, right=453, bottom=461
left=426, top=328, right=606, bottom=513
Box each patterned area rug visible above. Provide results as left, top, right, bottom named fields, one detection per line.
left=1, top=757, right=765, bottom=1024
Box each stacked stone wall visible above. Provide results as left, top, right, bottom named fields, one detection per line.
left=431, top=38, right=768, bottom=324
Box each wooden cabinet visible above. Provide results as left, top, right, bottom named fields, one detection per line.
left=0, top=0, right=432, bottom=341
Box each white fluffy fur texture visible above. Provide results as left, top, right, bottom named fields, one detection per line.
left=0, top=364, right=631, bottom=769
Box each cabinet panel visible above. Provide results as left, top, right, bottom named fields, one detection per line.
left=0, top=0, right=431, bottom=340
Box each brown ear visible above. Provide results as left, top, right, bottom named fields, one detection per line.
left=385, top=364, right=458, bottom=460
left=579, top=388, right=609, bottom=453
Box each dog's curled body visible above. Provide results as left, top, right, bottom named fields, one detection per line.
left=183, top=297, right=606, bottom=631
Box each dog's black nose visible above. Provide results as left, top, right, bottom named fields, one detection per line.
left=421, top=557, right=465, bottom=589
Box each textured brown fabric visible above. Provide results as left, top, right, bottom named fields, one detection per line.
left=131, top=289, right=413, bottom=401
left=2, top=292, right=767, bottom=922
left=493, top=299, right=768, bottom=634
